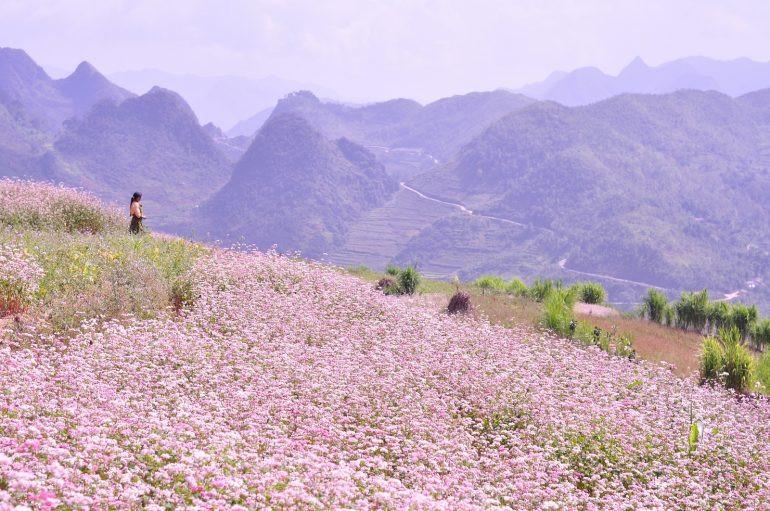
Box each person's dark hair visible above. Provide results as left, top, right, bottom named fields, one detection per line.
left=130, top=192, right=142, bottom=205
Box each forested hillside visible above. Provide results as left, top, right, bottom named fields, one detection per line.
left=410, top=90, right=770, bottom=307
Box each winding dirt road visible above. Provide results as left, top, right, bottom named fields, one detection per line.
left=400, top=182, right=755, bottom=300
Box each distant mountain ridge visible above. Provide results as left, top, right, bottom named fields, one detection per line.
left=0, top=47, right=133, bottom=132
left=268, top=89, right=535, bottom=162
left=109, top=69, right=337, bottom=130
left=518, top=56, right=770, bottom=105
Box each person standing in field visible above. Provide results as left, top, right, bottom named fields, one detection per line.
left=129, top=192, right=146, bottom=234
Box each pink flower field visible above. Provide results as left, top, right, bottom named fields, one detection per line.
left=1, top=233, right=770, bottom=507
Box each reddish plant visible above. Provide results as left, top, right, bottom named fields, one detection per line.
left=447, top=291, right=472, bottom=315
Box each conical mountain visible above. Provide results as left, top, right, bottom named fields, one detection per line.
left=55, top=61, right=134, bottom=117
left=203, top=113, right=397, bottom=255
left=0, top=48, right=133, bottom=131
left=54, top=86, right=230, bottom=227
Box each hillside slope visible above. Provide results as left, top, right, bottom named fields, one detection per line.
left=2, top=180, right=770, bottom=508
left=202, top=113, right=397, bottom=255
left=411, top=90, right=770, bottom=304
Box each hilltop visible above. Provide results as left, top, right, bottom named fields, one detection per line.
left=0, top=48, right=133, bottom=132
left=269, top=89, right=534, bottom=163
left=202, top=113, right=397, bottom=255
left=1, top=179, right=770, bottom=509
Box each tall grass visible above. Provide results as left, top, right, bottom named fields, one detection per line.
left=474, top=275, right=507, bottom=295
left=573, top=282, right=606, bottom=304
left=699, top=328, right=754, bottom=393
left=529, top=278, right=560, bottom=302
left=755, top=351, right=770, bottom=394
left=506, top=278, right=528, bottom=297
left=641, top=289, right=668, bottom=323
left=397, top=266, right=421, bottom=295
left=540, top=288, right=577, bottom=336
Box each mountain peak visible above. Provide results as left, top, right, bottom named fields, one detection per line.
left=619, top=56, right=650, bottom=77
left=128, top=86, right=198, bottom=122
left=70, top=61, right=99, bottom=77
left=0, top=47, right=51, bottom=83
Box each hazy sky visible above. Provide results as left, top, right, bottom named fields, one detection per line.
left=2, top=0, right=770, bottom=102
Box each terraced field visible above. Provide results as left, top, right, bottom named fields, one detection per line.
left=325, top=186, right=456, bottom=276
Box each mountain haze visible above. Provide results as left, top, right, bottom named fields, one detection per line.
left=0, top=47, right=133, bottom=132
left=269, top=90, right=535, bottom=162
left=519, top=56, right=770, bottom=105
left=110, top=69, right=336, bottom=130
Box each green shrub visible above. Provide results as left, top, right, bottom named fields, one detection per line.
left=505, top=278, right=528, bottom=296
left=474, top=275, right=507, bottom=295
left=573, top=322, right=596, bottom=345
left=397, top=266, right=420, bottom=295
left=385, top=264, right=400, bottom=276
left=700, top=328, right=754, bottom=393
left=751, top=319, right=770, bottom=349
left=574, top=282, right=606, bottom=304
left=529, top=278, right=560, bottom=302
left=614, top=333, right=635, bottom=359
left=700, top=336, right=724, bottom=383
left=730, top=303, right=758, bottom=340
left=59, top=202, right=107, bottom=234
left=540, top=288, right=576, bottom=337
left=641, top=289, right=668, bottom=323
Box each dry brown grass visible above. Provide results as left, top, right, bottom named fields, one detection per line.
left=471, top=293, right=542, bottom=328
left=577, top=313, right=703, bottom=377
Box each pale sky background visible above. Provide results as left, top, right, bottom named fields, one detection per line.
left=2, top=0, right=770, bottom=102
